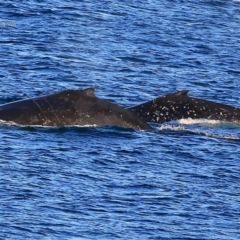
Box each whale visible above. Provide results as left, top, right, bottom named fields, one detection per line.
left=128, top=90, right=240, bottom=123
left=1, top=88, right=240, bottom=130
left=0, top=88, right=151, bottom=130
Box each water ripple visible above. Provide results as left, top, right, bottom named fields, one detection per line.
left=1, top=0, right=240, bottom=239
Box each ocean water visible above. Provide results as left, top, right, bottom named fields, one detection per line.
left=0, top=1, right=240, bottom=239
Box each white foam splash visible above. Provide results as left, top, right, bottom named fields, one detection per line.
left=175, top=118, right=222, bottom=125
left=0, top=119, right=19, bottom=126
left=157, top=124, right=186, bottom=132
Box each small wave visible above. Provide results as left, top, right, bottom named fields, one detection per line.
left=170, top=118, right=240, bottom=128
left=0, top=120, right=98, bottom=128
left=201, top=131, right=240, bottom=140
left=156, top=123, right=240, bottom=141
left=1, top=120, right=239, bottom=140
left=68, top=238, right=89, bottom=240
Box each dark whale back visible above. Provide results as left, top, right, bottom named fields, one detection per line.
left=128, top=90, right=240, bottom=123
left=0, top=88, right=151, bottom=130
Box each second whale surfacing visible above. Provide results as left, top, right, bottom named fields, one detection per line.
left=128, top=90, right=240, bottom=124
left=0, top=88, right=151, bottom=130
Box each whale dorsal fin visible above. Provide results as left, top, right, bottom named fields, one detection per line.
left=173, top=90, right=189, bottom=96
left=164, top=90, right=189, bottom=98
left=84, top=87, right=96, bottom=97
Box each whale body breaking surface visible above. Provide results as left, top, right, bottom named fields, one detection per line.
left=0, top=88, right=240, bottom=130
left=0, top=88, right=151, bottom=130
left=129, top=90, right=240, bottom=124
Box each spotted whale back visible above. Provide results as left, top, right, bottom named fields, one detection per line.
left=128, top=90, right=240, bottom=123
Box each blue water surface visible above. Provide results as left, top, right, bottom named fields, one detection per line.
left=0, top=1, right=240, bottom=239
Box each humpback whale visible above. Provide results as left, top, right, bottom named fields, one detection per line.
left=0, top=88, right=151, bottom=130
left=0, top=88, right=240, bottom=130
left=128, top=90, right=240, bottom=123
